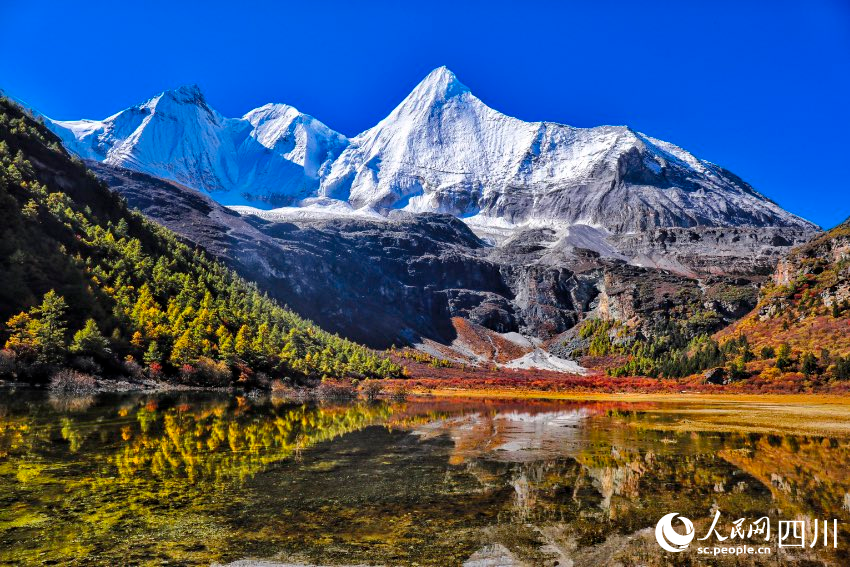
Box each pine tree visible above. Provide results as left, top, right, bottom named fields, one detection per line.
left=170, top=330, right=195, bottom=366
left=130, top=331, right=144, bottom=349
left=218, top=332, right=235, bottom=363
left=801, top=352, right=819, bottom=376
left=234, top=324, right=251, bottom=359
left=70, top=318, right=109, bottom=356
left=143, top=341, right=162, bottom=366
left=34, top=291, right=67, bottom=363
left=776, top=343, right=793, bottom=371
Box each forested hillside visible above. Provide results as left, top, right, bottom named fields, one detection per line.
left=572, top=216, right=850, bottom=386
left=0, top=97, right=402, bottom=385
left=713, top=216, right=850, bottom=379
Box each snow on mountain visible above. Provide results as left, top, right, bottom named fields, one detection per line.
left=46, top=69, right=817, bottom=234
left=230, top=197, right=385, bottom=223
left=320, top=66, right=816, bottom=233
left=47, top=85, right=347, bottom=207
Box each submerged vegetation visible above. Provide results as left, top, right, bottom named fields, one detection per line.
left=0, top=97, right=402, bottom=386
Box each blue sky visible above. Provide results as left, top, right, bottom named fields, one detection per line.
left=2, top=0, right=849, bottom=228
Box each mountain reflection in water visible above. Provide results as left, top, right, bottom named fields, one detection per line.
left=0, top=390, right=847, bottom=566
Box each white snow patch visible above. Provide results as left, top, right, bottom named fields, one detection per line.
left=230, top=198, right=384, bottom=222
left=497, top=332, right=536, bottom=348
left=504, top=349, right=587, bottom=375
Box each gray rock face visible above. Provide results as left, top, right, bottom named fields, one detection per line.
left=92, top=162, right=794, bottom=351
left=609, top=226, right=815, bottom=277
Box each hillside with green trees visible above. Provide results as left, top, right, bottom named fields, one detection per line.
left=713, top=215, right=850, bottom=381
left=574, top=317, right=753, bottom=379
left=0, top=97, right=403, bottom=386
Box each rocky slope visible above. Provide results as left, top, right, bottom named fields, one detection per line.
left=717, top=216, right=850, bottom=355
left=91, top=162, right=781, bottom=359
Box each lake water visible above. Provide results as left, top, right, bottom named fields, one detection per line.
left=0, top=389, right=848, bottom=566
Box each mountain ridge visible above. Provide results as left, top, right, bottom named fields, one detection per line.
left=47, top=85, right=347, bottom=207
left=44, top=67, right=817, bottom=235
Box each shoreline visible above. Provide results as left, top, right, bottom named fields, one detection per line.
left=4, top=380, right=850, bottom=437
left=5, top=379, right=850, bottom=404
left=404, top=387, right=850, bottom=405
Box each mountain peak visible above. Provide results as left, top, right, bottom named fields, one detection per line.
left=242, top=102, right=299, bottom=125
left=158, top=84, right=206, bottom=106
left=407, top=66, right=470, bottom=103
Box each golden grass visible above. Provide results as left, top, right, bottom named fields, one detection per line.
left=411, top=388, right=850, bottom=437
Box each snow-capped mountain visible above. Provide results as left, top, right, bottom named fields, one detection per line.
left=320, top=67, right=815, bottom=233
left=48, top=85, right=347, bottom=206
left=47, top=69, right=816, bottom=233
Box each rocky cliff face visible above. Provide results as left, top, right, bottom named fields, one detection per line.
left=766, top=218, right=850, bottom=313
left=608, top=226, right=812, bottom=277
left=92, top=162, right=778, bottom=355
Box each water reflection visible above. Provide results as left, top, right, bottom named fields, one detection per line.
left=0, top=390, right=847, bottom=566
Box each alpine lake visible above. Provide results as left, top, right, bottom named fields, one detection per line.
left=1, top=388, right=849, bottom=566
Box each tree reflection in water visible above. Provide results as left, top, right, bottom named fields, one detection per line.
left=0, top=391, right=847, bottom=566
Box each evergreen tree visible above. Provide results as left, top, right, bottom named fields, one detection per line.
left=170, top=330, right=195, bottom=366
left=33, top=290, right=68, bottom=364
left=130, top=331, right=144, bottom=349
left=776, top=343, right=793, bottom=371
left=218, top=332, right=235, bottom=363
left=3, top=312, right=39, bottom=359
left=835, top=356, right=850, bottom=380
left=801, top=352, right=819, bottom=376
left=143, top=341, right=162, bottom=366
left=70, top=318, right=109, bottom=356
left=234, top=325, right=251, bottom=359
left=4, top=291, right=69, bottom=364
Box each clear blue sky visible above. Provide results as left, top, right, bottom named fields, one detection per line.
left=2, top=0, right=849, bottom=228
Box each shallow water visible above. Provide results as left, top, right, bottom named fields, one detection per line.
left=0, top=390, right=848, bottom=566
